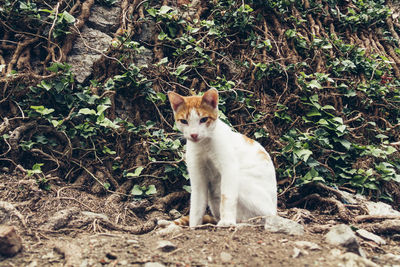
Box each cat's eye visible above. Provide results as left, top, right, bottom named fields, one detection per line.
left=180, top=119, right=188, bottom=124
left=200, top=117, right=209, bottom=123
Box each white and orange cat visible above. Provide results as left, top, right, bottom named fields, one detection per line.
left=168, top=88, right=277, bottom=227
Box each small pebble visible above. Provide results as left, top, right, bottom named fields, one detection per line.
left=220, top=252, right=232, bottom=263
left=157, top=240, right=177, bottom=252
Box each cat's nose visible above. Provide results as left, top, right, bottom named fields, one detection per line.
left=190, top=134, right=198, bottom=141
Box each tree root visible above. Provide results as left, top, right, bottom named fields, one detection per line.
left=355, top=215, right=400, bottom=223
left=145, top=191, right=189, bottom=213
left=363, top=220, right=400, bottom=235
left=61, top=0, right=95, bottom=61
left=0, top=201, right=27, bottom=228
left=98, top=218, right=157, bottom=235
left=105, top=179, right=133, bottom=204
left=288, top=193, right=353, bottom=223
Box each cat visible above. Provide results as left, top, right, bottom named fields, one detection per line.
left=168, top=88, right=277, bottom=227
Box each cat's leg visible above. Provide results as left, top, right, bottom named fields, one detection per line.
left=188, top=167, right=208, bottom=227
left=217, top=168, right=239, bottom=226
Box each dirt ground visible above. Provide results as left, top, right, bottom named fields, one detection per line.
left=1, top=173, right=400, bottom=267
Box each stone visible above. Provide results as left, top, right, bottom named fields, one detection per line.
left=0, top=225, right=23, bottom=257
left=134, top=47, right=154, bottom=67
left=364, top=201, right=400, bottom=216
left=356, top=229, right=386, bottom=245
left=292, top=247, right=301, bottom=258
left=293, top=240, right=322, bottom=250
left=137, top=21, right=157, bottom=43
left=338, top=252, right=379, bottom=267
left=41, top=207, right=80, bottom=230
left=87, top=5, right=121, bottom=34
left=264, top=216, right=305, bottom=236
left=26, top=261, right=38, bottom=267
left=325, top=224, right=362, bottom=255
left=169, top=209, right=182, bottom=220
left=382, top=253, right=400, bottom=262
left=325, top=224, right=357, bottom=246
left=157, top=240, right=177, bottom=252
left=220, top=252, right=232, bottom=263
left=67, top=26, right=112, bottom=83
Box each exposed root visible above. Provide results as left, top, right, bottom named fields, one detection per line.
left=60, top=0, right=95, bottom=61
left=0, top=201, right=27, bottom=228
left=146, top=191, right=189, bottom=212
left=288, top=193, right=353, bottom=223
left=98, top=217, right=157, bottom=234
left=355, top=215, right=400, bottom=223
left=363, top=219, right=400, bottom=235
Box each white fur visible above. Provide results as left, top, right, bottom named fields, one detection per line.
left=177, top=113, right=277, bottom=227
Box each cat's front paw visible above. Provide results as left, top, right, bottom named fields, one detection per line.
left=217, top=220, right=236, bottom=227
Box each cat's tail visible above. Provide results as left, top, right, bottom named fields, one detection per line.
left=173, top=215, right=217, bottom=226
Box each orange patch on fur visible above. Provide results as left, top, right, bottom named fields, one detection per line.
left=175, top=95, right=218, bottom=122
left=221, top=194, right=227, bottom=208
left=242, top=135, right=255, bottom=145
left=173, top=215, right=217, bottom=226
left=258, top=149, right=271, bottom=161
left=173, top=215, right=190, bottom=226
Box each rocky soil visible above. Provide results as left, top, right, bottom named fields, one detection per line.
left=1, top=174, right=400, bottom=267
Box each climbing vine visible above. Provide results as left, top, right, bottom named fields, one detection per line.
left=1, top=0, right=400, bottom=206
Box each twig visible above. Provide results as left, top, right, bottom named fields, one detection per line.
left=355, top=215, right=400, bottom=223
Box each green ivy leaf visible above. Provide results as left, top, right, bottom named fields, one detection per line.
left=103, top=182, right=111, bottom=190
left=158, top=5, right=173, bottom=15
left=306, top=108, right=321, bottom=117
left=145, top=185, right=157, bottom=195
left=294, top=148, right=313, bottom=162
left=126, top=166, right=144, bottom=177
left=183, top=185, right=191, bottom=193
left=78, top=108, right=96, bottom=115
left=308, top=80, right=322, bottom=89
left=61, top=11, right=75, bottom=23
left=173, top=64, right=189, bottom=76
left=96, top=104, right=110, bottom=115
left=131, top=185, right=143, bottom=196
left=158, top=30, right=167, bottom=40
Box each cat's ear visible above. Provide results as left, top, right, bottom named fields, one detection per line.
left=168, top=91, right=185, bottom=112
left=202, top=88, right=218, bottom=109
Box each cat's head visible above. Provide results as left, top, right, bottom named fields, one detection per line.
left=168, top=89, right=219, bottom=143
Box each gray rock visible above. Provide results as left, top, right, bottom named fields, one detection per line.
left=87, top=5, right=121, bottom=34
left=134, top=47, right=153, bottom=67
left=157, top=240, right=177, bottom=252
left=325, top=224, right=357, bottom=246
left=169, top=209, right=181, bottom=220
left=365, top=201, right=400, bottom=216
left=0, top=225, right=23, bottom=257
left=137, top=21, right=157, bottom=43
left=264, top=216, right=305, bottom=236
left=220, top=252, right=232, bottom=263
left=382, top=253, right=400, bottom=262
left=325, top=224, right=362, bottom=255
left=293, top=240, right=322, bottom=250
left=67, top=26, right=112, bottom=83
left=41, top=207, right=80, bottom=230
left=337, top=252, right=379, bottom=267
left=356, top=229, right=386, bottom=245
left=292, top=247, right=302, bottom=258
